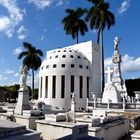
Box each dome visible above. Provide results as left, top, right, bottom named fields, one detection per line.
left=39, top=47, right=91, bottom=76
left=38, top=47, right=91, bottom=111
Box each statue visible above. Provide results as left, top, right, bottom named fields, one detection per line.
left=19, top=65, right=28, bottom=89
left=71, top=92, right=76, bottom=103
left=114, top=37, right=120, bottom=51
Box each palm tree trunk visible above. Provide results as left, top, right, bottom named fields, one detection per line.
left=76, top=31, right=79, bottom=44
left=97, top=28, right=101, bottom=44
left=32, top=69, right=34, bottom=99
left=101, top=29, right=105, bottom=94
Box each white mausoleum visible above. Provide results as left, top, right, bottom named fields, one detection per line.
left=38, top=41, right=101, bottom=111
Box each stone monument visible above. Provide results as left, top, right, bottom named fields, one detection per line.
left=15, top=65, right=30, bottom=115
left=102, top=37, right=122, bottom=103
left=112, top=37, right=123, bottom=94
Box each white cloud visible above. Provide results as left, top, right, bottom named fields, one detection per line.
left=118, top=0, right=131, bottom=14
left=28, top=0, right=52, bottom=9
left=121, top=54, right=140, bottom=72
left=104, top=54, right=140, bottom=73
left=104, top=57, right=113, bottom=70
left=0, top=16, right=10, bottom=31
left=0, top=0, right=24, bottom=37
left=0, top=74, right=8, bottom=81
left=13, top=47, right=23, bottom=55
left=28, top=0, right=67, bottom=9
left=4, top=69, right=15, bottom=74
left=55, top=0, right=63, bottom=7
left=14, top=73, right=19, bottom=77
left=17, top=25, right=28, bottom=40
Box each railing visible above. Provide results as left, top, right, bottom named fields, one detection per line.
left=88, top=101, right=140, bottom=110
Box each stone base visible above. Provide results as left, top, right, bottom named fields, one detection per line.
left=71, top=101, right=75, bottom=112
left=15, top=89, right=30, bottom=115
left=102, top=83, right=121, bottom=103
left=23, top=110, right=44, bottom=117
left=45, top=113, right=67, bottom=122
left=92, top=110, right=107, bottom=117
left=0, top=118, right=40, bottom=140
left=36, top=120, right=88, bottom=140
left=131, top=130, right=140, bottom=140
left=89, top=118, right=129, bottom=140
left=0, top=113, right=45, bottom=130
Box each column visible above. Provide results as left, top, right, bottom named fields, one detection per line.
left=65, top=75, right=70, bottom=110
left=56, top=75, right=61, bottom=98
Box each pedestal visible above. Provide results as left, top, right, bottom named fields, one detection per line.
left=71, top=101, right=75, bottom=112
left=102, top=83, right=121, bottom=103
left=15, top=88, right=30, bottom=115
left=70, top=101, right=76, bottom=123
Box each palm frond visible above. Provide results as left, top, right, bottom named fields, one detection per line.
left=18, top=51, right=28, bottom=59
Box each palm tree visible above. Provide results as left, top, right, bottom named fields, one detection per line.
left=86, top=0, right=115, bottom=93
left=18, top=42, right=43, bottom=98
left=62, top=8, right=88, bottom=44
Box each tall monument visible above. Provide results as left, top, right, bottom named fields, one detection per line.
left=102, top=37, right=123, bottom=103
left=112, top=37, right=123, bottom=92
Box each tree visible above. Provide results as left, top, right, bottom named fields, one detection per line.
left=62, top=8, right=88, bottom=44
left=86, top=0, right=115, bottom=93
left=18, top=42, right=43, bottom=98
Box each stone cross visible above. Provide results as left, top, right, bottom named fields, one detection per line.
left=105, top=66, right=113, bottom=83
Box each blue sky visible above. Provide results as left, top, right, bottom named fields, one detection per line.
left=0, top=0, right=140, bottom=87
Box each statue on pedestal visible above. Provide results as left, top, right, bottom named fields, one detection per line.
left=19, top=65, right=28, bottom=90
left=15, top=65, right=30, bottom=115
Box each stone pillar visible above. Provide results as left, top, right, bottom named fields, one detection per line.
left=56, top=75, right=61, bottom=98
left=48, top=76, right=52, bottom=98
left=112, top=37, right=123, bottom=92
left=123, top=97, right=125, bottom=111
left=15, top=88, right=30, bottom=115
left=107, top=99, right=111, bottom=110
left=65, top=75, right=70, bottom=111
left=42, top=76, right=45, bottom=99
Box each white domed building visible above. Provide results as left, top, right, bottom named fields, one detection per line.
left=38, top=41, right=101, bottom=111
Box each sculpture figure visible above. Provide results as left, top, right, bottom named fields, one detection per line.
left=71, top=92, right=76, bottom=103
left=19, top=65, right=28, bottom=89
left=114, top=37, right=120, bottom=51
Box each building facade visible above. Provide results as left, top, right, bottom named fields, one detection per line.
left=38, top=41, right=101, bottom=111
